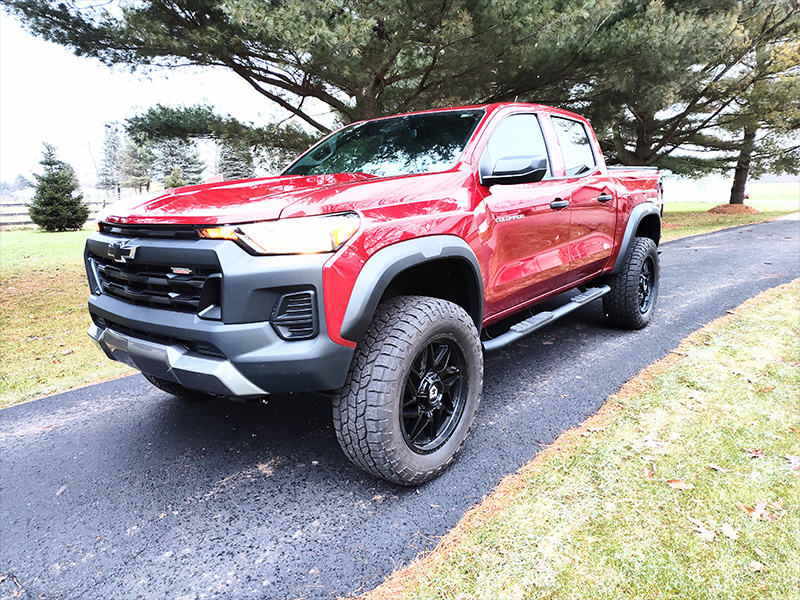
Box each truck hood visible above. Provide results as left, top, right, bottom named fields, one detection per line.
left=101, top=170, right=467, bottom=226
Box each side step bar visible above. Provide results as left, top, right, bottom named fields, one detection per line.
left=482, top=285, right=611, bottom=352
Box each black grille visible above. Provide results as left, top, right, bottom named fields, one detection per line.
left=270, top=292, right=317, bottom=340
left=98, top=222, right=200, bottom=239
left=91, top=255, right=221, bottom=314
left=93, top=316, right=225, bottom=358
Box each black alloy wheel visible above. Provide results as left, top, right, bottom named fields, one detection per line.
left=401, top=336, right=468, bottom=454
left=638, top=256, right=656, bottom=314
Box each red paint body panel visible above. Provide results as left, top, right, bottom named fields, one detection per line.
left=101, top=103, right=661, bottom=344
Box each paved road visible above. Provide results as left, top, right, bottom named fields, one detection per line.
left=2, top=218, right=798, bottom=600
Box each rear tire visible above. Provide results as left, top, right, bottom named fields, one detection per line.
left=603, top=236, right=659, bottom=329
left=142, top=373, right=211, bottom=401
left=333, top=296, right=483, bottom=486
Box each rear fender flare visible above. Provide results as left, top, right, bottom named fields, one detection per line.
left=610, top=203, right=661, bottom=275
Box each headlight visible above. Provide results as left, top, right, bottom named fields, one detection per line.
left=197, top=212, right=360, bottom=255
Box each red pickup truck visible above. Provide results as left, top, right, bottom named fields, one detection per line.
left=85, top=103, right=662, bottom=485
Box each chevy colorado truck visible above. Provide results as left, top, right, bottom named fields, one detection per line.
left=85, top=103, right=662, bottom=485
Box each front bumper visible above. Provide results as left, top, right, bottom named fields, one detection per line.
left=85, top=233, right=355, bottom=396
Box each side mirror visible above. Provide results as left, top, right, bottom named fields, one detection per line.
left=480, top=154, right=548, bottom=186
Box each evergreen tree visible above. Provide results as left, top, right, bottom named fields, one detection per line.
left=163, top=166, right=186, bottom=189
left=4, top=0, right=604, bottom=129
left=152, top=138, right=204, bottom=186
left=97, top=124, right=122, bottom=197
left=120, top=140, right=155, bottom=192
left=28, top=143, right=89, bottom=231
left=218, top=142, right=256, bottom=181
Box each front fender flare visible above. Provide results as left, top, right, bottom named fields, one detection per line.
left=340, top=236, right=484, bottom=343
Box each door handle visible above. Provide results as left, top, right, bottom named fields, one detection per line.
left=597, top=194, right=613, bottom=203
left=550, top=199, right=569, bottom=210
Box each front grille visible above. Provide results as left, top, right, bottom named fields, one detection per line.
left=93, top=316, right=225, bottom=359
left=98, top=222, right=200, bottom=239
left=270, top=291, right=318, bottom=340
left=91, top=255, right=221, bottom=314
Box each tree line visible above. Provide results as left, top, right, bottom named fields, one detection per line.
left=4, top=0, right=799, bottom=204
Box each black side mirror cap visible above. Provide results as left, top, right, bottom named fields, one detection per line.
left=480, top=154, right=548, bottom=186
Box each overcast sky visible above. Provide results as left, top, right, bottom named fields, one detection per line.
left=0, top=11, right=311, bottom=186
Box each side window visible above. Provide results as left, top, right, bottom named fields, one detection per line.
left=485, top=114, right=551, bottom=178
left=552, top=117, right=596, bottom=177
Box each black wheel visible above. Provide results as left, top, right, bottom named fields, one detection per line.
left=603, top=236, right=659, bottom=329
left=333, top=296, right=483, bottom=485
left=142, top=373, right=211, bottom=401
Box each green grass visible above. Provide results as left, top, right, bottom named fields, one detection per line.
left=369, top=280, right=800, bottom=600
left=0, top=227, right=134, bottom=407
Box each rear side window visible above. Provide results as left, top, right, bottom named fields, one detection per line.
left=552, top=117, right=596, bottom=177
left=485, top=114, right=551, bottom=178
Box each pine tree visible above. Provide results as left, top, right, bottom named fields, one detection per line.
left=218, top=142, right=256, bottom=181
left=152, top=138, right=205, bottom=186
left=163, top=166, right=187, bottom=189
left=120, top=140, right=155, bottom=193
left=28, top=143, right=89, bottom=231
left=97, top=124, right=123, bottom=197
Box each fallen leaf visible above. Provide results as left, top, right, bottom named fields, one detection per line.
left=748, top=560, right=765, bottom=572
left=785, top=455, right=800, bottom=471
left=643, top=468, right=654, bottom=479
left=668, top=479, right=694, bottom=490
left=688, top=518, right=716, bottom=542
left=705, top=463, right=729, bottom=473
left=756, top=387, right=775, bottom=394
left=721, top=523, right=739, bottom=540
left=581, top=427, right=605, bottom=437
left=745, top=448, right=766, bottom=459
left=736, top=502, right=758, bottom=519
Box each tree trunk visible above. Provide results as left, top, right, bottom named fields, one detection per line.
left=729, top=127, right=757, bottom=205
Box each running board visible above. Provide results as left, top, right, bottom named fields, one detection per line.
left=482, top=285, right=611, bottom=352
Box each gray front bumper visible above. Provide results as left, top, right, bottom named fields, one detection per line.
left=89, top=323, right=268, bottom=397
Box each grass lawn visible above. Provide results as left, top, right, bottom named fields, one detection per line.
left=661, top=189, right=799, bottom=241
left=0, top=227, right=134, bottom=407
left=365, top=280, right=800, bottom=600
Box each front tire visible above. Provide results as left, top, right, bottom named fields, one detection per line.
left=603, top=236, right=659, bottom=329
left=333, top=296, right=483, bottom=486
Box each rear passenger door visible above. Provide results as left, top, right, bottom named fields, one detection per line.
left=550, top=116, right=617, bottom=283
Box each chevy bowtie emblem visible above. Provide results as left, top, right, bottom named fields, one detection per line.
left=107, top=240, right=138, bottom=263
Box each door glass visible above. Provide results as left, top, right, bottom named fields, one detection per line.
left=552, top=117, right=596, bottom=177
left=485, top=114, right=551, bottom=178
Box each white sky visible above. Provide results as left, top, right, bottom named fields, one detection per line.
left=0, top=11, right=320, bottom=186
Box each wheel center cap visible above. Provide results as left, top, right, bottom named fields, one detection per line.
left=428, top=383, right=441, bottom=403
left=420, top=374, right=443, bottom=408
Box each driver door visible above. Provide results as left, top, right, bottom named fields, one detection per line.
left=479, top=113, right=573, bottom=317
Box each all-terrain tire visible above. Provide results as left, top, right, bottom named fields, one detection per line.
left=603, top=236, right=659, bottom=329
left=142, top=373, right=211, bottom=401
left=332, top=296, right=483, bottom=486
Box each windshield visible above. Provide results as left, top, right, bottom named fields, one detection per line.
left=283, top=110, right=484, bottom=178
